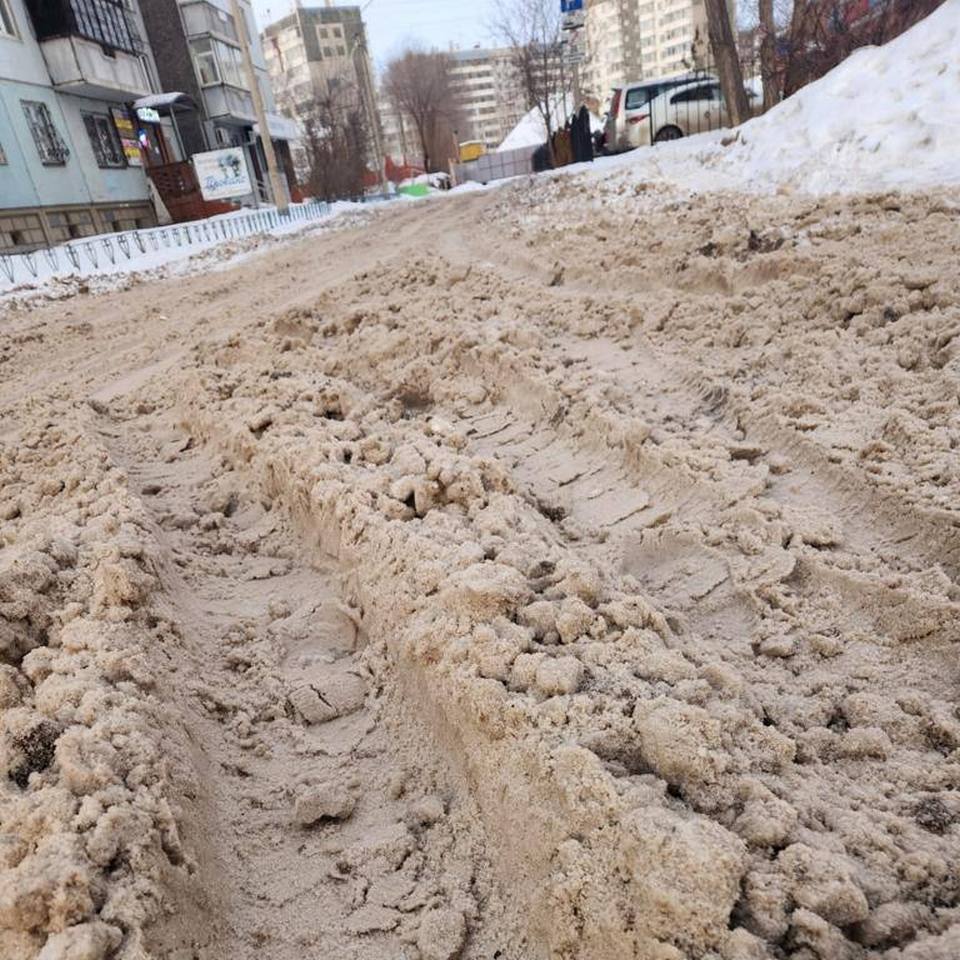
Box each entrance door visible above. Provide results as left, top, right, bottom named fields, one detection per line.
left=139, top=122, right=171, bottom=167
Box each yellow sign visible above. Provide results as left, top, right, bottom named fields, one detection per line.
left=458, top=140, right=485, bottom=163
left=111, top=107, right=143, bottom=167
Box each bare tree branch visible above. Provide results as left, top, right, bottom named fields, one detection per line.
left=776, top=0, right=944, bottom=98
left=383, top=50, right=462, bottom=173
left=491, top=0, right=570, bottom=141
left=298, top=76, right=369, bottom=201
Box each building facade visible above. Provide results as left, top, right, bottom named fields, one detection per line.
left=137, top=0, right=299, bottom=203
left=380, top=46, right=530, bottom=163
left=261, top=5, right=377, bottom=181
left=378, top=92, right=414, bottom=169
left=582, top=0, right=734, bottom=106
left=447, top=47, right=527, bottom=152
left=0, top=0, right=163, bottom=250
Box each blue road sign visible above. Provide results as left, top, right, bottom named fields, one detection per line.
left=561, top=0, right=583, bottom=12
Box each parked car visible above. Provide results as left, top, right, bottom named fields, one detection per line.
left=604, top=73, right=717, bottom=153
left=636, top=79, right=761, bottom=148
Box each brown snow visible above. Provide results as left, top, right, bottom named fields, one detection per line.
left=2, top=181, right=960, bottom=960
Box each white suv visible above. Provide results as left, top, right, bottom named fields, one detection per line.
left=603, top=73, right=716, bottom=153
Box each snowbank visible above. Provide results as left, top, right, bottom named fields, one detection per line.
left=498, top=95, right=603, bottom=152
left=588, top=0, right=960, bottom=195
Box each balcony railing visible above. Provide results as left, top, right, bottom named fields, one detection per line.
left=26, top=0, right=143, bottom=56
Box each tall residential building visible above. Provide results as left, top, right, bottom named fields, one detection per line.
left=447, top=48, right=527, bottom=152
left=261, top=5, right=378, bottom=179
left=138, top=0, right=299, bottom=200
left=582, top=0, right=731, bottom=106
left=1, top=0, right=164, bottom=250
left=378, top=91, right=415, bottom=168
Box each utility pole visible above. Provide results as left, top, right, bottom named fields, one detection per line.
left=230, top=0, right=288, bottom=213
left=353, top=35, right=389, bottom=196
left=703, top=0, right=751, bottom=126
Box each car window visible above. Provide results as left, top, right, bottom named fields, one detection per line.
left=670, top=84, right=720, bottom=104
left=625, top=86, right=657, bottom=110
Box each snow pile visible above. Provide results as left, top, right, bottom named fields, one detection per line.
left=596, top=0, right=960, bottom=194
left=498, top=95, right=603, bottom=152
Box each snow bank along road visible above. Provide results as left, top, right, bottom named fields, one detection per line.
left=2, top=179, right=960, bottom=960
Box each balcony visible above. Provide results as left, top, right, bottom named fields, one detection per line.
left=202, top=84, right=255, bottom=125
left=25, top=0, right=152, bottom=100
left=180, top=0, right=240, bottom=43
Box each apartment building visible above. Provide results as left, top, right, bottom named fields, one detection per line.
left=261, top=5, right=378, bottom=179
left=378, top=92, right=415, bottom=168
left=138, top=0, right=299, bottom=200
left=0, top=0, right=164, bottom=250
left=447, top=47, right=528, bottom=152
left=582, top=0, right=731, bottom=105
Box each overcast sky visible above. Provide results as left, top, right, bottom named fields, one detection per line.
left=251, top=0, right=502, bottom=72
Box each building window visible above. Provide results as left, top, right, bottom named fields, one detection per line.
left=83, top=112, right=126, bottom=168
left=21, top=101, right=69, bottom=165
left=191, top=37, right=220, bottom=84
left=216, top=40, right=245, bottom=86
left=336, top=44, right=345, bottom=56
left=29, top=0, right=140, bottom=54
left=191, top=37, right=245, bottom=87
left=0, top=141, right=7, bottom=164
left=318, top=26, right=328, bottom=38
left=0, top=0, right=17, bottom=37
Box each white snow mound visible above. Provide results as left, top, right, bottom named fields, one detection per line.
left=499, top=95, right=603, bottom=152
left=601, top=0, right=960, bottom=195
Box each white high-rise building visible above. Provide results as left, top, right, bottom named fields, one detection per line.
left=448, top=47, right=527, bottom=152
left=583, top=0, right=727, bottom=108
left=261, top=4, right=378, bottom=177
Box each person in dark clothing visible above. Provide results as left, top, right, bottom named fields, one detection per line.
left=532, top=142, right=554, bottom=173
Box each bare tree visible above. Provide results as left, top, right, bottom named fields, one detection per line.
left=298, top=78, right=369, bottom=201
left=776, top=0, right=944, bottom=99
left=704, top=0, right=751, bottom=125
left=383, top=50, right=460, bottom=173
left=492, top=0, right=570, bottom=142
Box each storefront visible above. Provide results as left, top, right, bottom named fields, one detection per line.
left=131, top=92, right=198, bottom=170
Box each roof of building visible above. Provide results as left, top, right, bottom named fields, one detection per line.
left=263, top=4, right=363, bottom=35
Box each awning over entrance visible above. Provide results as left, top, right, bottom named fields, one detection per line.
left=133, top=92, right=198, bottom=112
left=253, top=114, right=301, bottom=142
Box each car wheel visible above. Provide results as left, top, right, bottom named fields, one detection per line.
left=654, top=125, right=683, bottom=143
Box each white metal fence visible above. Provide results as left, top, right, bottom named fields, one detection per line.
left=0, top=201, right=333, bottom=292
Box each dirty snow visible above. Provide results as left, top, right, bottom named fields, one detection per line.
left=2, top=5, right=960, bottom=960
left=4, top=178, right=960, bottom=960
